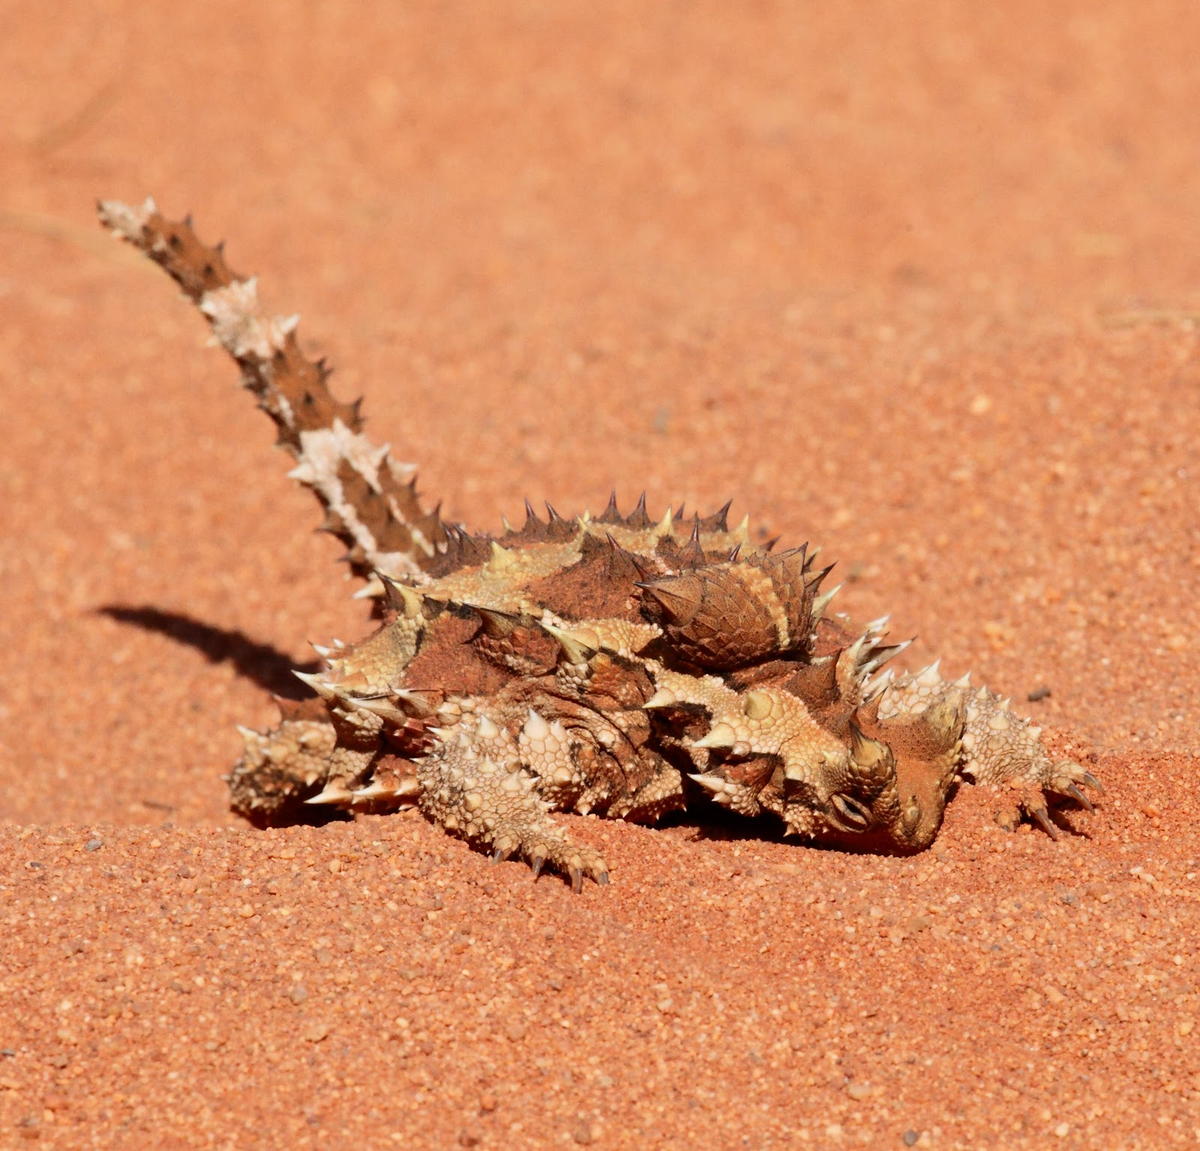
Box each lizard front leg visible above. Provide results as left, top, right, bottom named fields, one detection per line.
left=418, top=705, right=611, bottom=891
left=875, top=664, right=1101, bottom=836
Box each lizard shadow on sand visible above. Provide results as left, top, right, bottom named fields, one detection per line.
left=98, top=604, right=320, bottom=698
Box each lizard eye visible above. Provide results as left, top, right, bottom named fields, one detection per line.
left=829, top=792, right=872, bottom=832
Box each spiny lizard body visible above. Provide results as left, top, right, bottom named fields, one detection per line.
left=99, top=198, right=1101, bottom=890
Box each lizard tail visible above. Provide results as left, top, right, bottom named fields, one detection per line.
left=98, top=197, right=449, bottom=586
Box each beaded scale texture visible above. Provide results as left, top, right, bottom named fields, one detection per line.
left=99, top=198, right=1102, bottom=891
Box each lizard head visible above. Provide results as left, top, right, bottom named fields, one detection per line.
left=798, top=691, right=965, bottom=853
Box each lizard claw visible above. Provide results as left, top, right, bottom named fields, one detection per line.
left=1030, top=806, right=1059, bottom=840
left=563, top=849, right=610, bottom=893
left=1013, top=759, right=1100, bottom=839
left=1065, top=782, right=1095, bottom=813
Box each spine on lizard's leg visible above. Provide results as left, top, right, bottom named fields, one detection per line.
left=98, top=197, right=448, bottom=587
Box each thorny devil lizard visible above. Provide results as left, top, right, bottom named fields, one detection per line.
left=99, top=197, right=1103, bottom=891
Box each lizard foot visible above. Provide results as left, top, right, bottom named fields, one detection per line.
left=876, top=667, right=1101, bottom=839
left=958, top=686, right=1102, bottom=836
left=989, top=760, right=1103, bottom=838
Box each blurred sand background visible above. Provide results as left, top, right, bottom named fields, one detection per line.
left=3, top=2, right=1199, bottom=1146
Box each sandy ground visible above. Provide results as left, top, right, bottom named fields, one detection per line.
left=3, top=1, right=1200, bottom=1147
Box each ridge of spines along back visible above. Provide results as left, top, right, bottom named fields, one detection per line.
left=97, top=197, right=449, bottom=587
left=415, top=491, right=748, bottom=585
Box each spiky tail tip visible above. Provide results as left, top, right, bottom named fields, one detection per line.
left=98, top=197, right=449, bottom=586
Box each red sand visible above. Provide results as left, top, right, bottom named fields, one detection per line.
left=3, top=2, right=1199, bottom=1146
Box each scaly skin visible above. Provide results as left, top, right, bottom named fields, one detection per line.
left=99, top=198, right=1102, bottom=890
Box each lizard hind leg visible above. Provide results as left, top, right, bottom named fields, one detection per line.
left=228, top=694, right=423, bottom=823
left=227, top=696, right=343, bottom=823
